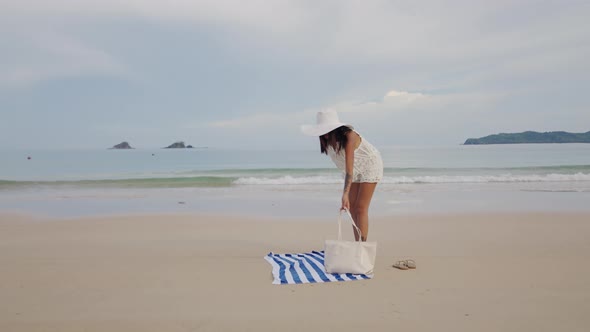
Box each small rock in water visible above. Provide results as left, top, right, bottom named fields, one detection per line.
left=111, top=141, right=133, bottom=149
left=178, top=201, right=186, bottom=204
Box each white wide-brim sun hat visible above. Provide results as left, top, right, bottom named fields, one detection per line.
left=301, top=109, right=352, bottom=136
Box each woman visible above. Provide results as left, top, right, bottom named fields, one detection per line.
left=302, top=109, right=383, bottom=241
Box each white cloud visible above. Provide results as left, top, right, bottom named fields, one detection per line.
left=0, top=30, right=126, bottom=88
left=204, top=89, right=502, bottom=130
left=332, top=89, right=502, bottom=115
left=205, top=108, right=314, bottom=130
left=203, top=91, right=409, bottom=131
left=0, top=0, right=305, bottom=29
left=3, top=1, right=588, bottom=63
left=197, top=88, right=506, bottom=148
left=2, top=0, right=588, bottom=90
left=385, top=90, right=420, bottom=98
left=1, top=0, right=588, bottom=148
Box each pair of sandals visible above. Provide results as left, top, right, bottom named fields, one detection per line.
left=393, top=259, right=416, bottom=270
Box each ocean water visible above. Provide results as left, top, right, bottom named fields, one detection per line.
left=1, top=144, right=590, bottom=218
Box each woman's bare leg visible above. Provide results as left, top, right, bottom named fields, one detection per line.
left=350, top=182, right=377, bottom=241
left=348, top=183, right=361, bottom=240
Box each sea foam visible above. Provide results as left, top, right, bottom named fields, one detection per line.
left=233, top=172, right=590, bottom=185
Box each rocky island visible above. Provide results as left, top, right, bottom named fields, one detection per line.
left=110, top=141, right=134, bottom=149
left=164, top=141, right=194, bottom=149
left=464, top=131, right=590, bottom=145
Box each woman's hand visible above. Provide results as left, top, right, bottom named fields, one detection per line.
left=341, top=193, right=350, bottom=211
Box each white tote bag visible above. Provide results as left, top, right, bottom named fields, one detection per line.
left=324, top=210, right=377, bottom=275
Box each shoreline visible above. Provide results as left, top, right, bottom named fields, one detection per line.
left=2, top=182, right=590, bottom=219
left=3, top=209, right=590, bottom=222
left=1, top=211, right=589, bottom=331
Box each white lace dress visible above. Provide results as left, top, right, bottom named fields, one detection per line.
left=327, top=131, right=384, bottom=183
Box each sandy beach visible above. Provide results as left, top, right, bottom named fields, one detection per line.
left=1, top=212, right=589, bottom=331
left=3, top=0, right=589, bottom=330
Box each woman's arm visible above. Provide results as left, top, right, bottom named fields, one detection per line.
left=341, top=131, right=360, bottom=211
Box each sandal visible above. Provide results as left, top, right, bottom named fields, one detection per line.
left=392, top=261, right=409, bottom=270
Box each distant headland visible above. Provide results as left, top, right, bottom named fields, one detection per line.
left=464, top=131, right=590, bottom=145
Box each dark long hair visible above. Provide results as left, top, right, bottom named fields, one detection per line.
left=320, top=125, right=352, bottom=155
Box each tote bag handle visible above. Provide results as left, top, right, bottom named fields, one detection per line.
left=338, top=209, right=363, bottom=242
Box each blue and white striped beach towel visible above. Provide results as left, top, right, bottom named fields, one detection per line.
left=264, top=250, right=373, bottom=284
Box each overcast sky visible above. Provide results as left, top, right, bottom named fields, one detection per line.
left=1, top=0, right=589, bottom=150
